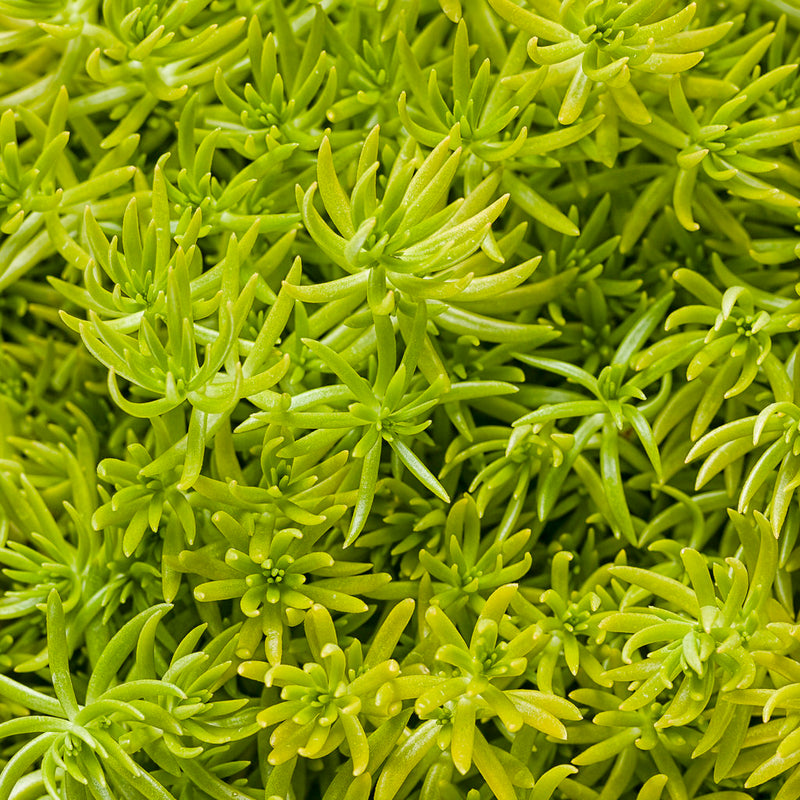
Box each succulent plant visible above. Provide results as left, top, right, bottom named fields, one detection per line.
left=1, top=1, right=800, bottom=798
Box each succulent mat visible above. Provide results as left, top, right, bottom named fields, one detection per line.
left=1, top=0, right=800, bottom=798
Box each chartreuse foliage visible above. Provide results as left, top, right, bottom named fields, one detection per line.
left=2, top=0, right=800, bottom=799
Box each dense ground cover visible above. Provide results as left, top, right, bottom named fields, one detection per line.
left=0, top=0, right=800, bottom=798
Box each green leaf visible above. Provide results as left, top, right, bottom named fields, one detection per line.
left=389, top=438, right=450, bottom=502
left=609, top=566, right=700, bottom=616
left=502, top=171, right=579, bottom=236
left=45, top=590, right=79, bottom=718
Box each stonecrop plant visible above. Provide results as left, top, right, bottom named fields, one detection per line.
left=2, top=0, right=800, bottom=798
